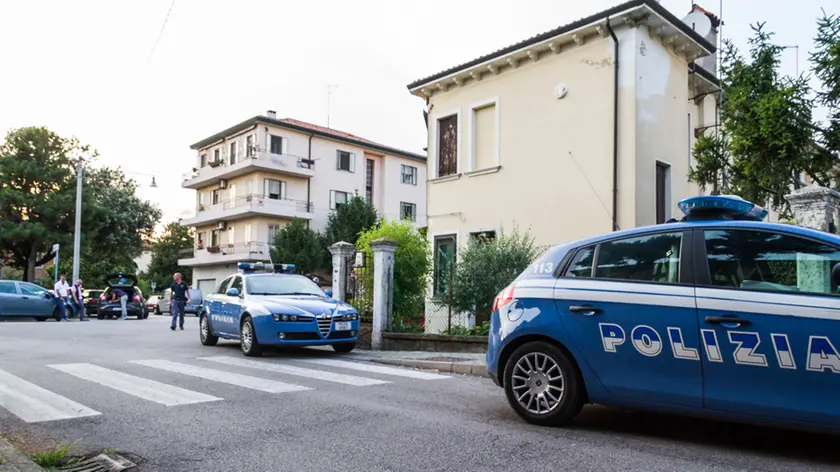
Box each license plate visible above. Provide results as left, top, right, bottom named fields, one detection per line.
left=334, top=321, right=351, bottom=331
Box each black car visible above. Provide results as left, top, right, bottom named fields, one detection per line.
left=96, top=274, right=148, bottom=320
left=83, top=289, right=104, bottom=315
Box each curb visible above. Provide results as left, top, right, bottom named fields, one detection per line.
left=0, top=437, right=44, bottom=472
left=353, top=357, right=490, bottom=378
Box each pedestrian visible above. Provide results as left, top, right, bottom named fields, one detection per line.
left=169, top=272, right=190, bottom=331
left=109, top=288, right=128, bottom=321
left=72, top=279, right=89, bottom=321
left=54, top=274, right=72, bottom=322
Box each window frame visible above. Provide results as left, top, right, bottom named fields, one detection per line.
left=336, top=150, right=356, bottom=172
left=401, top=164, right=418, bottom=185
left=330, top=190, right=349, bottom=210
left=229, top=141, right=238, bottom=165
left=693, top=227, right=840, bottom=298
left=655, top=161, right=672, bottom=224
left=432, top=233, right=458, bottom=297
left=435, top=111, right=460, bottom=178
left=400, top=202, right=417, bottom=222
left=467, top=97, right=500, bottom=172
left=264, top=178, right=286, bottom=200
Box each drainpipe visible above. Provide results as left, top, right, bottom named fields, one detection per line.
left=606, top=17, right=620, bottom=232
left=306, top=134, right=314, bottom=228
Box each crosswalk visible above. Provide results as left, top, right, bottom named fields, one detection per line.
left=0, top=356, right=450, bottom=424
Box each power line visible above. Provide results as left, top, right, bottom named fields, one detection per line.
left=146, top=0, right=177, bottom=67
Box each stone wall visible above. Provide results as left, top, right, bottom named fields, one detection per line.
left=382, top=333, right=488, bottom=353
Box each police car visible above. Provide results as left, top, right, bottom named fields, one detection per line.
left=487, top=196, right=840, bottom=431
left=199, top=263, right=360, bottom=357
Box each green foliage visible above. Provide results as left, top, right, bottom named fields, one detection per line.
left=324, top=196, right=378, bottom=247
left=441, top=227, right=540, bottom=323
left=812, top=10, right=840, bottom=157
left=441, top=322, right=490, bottom=336
left=143, top=221, right=193, bottom=292
left=390, top=319, right=425, bottom=333
left=270, top=218, right=327, bottom=274
left=30, top=441, right=78, bottom=469
left=356, top=220, right=431, bottom=319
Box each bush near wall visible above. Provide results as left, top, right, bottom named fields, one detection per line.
left=356, top=220, right=431, bottom=324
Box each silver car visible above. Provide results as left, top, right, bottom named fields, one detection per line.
left=156, top=288, right=203, bottom=316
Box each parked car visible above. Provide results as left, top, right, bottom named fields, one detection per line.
left=83, top=289, right=104, bottom=315
left=96, top=274, right=148, bottom=320
left=0, top=280, right=58, bottom=321
left=145, top=295, right=160, bottom=313
left=157, top=288, right=203, bottom=316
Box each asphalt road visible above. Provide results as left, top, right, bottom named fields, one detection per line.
left=1, top=315, right=840, bottom=472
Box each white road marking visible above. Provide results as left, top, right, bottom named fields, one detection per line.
left=130, top=360, right=311, bottom=394
left=200, top=356, right=390, bottom=387
left=48, top=363, right=221, bottom=406
left=0, top=369, right=100, bottom=423
left=297, top=359, right=451, bottom=380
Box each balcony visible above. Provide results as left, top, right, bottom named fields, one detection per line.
left=181, top=194, right=315, bottom=227
left=182, top=149, right=315, bottom=189
left=178, top=242, right=272, bottom=267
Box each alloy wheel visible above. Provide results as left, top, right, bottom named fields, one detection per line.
left=511, top=352, right=565, bottom=415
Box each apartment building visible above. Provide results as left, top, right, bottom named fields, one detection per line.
left=178, top=112, right=426, bottom=291
left=408, top=0, right=722, bottom=331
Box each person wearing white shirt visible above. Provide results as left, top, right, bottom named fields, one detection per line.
left=54, top=274, right=71, bottom=322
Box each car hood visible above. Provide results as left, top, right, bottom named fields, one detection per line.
left=249, top=296, right=350, bottom=316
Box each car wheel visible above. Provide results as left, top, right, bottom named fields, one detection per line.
left=35, top=317, right=47, bottom=322
left=154, top=306, right=160, bottom=315
left=97, top=312, right=104, bottom=320
left=240, top=316, right=262, bottom=357
left=332, top=342, right=356, bottom=353
left=200, top=315, right=218, bottom=346
left=503, top=341, right=584, bottom=427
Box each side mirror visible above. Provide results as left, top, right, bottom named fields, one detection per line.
left=226, top=288, right=239, bottom=297
left=324, top=289, right=333, bottom=298
left=832, top=263, right=840, bottom=289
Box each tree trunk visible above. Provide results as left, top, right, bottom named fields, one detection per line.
left=24, top=244, right=37, bottom=282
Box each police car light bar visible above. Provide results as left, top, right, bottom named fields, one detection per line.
left=237, top=262, right=267, bottom=273
left=273, top=264, right=295, bottom=274
left=678, top=195, right=768, bottom=221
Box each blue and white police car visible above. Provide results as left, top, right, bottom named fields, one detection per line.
left=199, top=263, right=360, bottom=357
left=487, top=195, right=840, bottom=431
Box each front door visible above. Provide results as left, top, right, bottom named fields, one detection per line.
left=697, top=228, right=840, bottom=426
left=557, top=230, right=703, bottom=408
left=0, top=281, right=23, bottom=315
left=209, top=276, right=235, bottom=335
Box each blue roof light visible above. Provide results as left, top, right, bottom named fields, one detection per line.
left=237, top=262, right=295, bottom=274
left=273, top=264, right=295, bottom=274
left=678, top=195, right=768, bottom=221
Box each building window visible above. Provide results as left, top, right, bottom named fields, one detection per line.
left=200, top=154, right=207, bottom=167
left=400, top=202, right=416, bottom=222
left=227, top=227, right=235, bottom=247
left=264, top=179, right=286, bottom=200
left=229, top=141, right=238, bottom=165
left=246, top=135, right=255, bottom=157
left=212, top=189, right=221, bottom=205
left=472, top=101, right=498, bottom=171
left=211, top=230, right=220, bottom=247
left=401, top=165, right=417, bottom=185
left=245, top=224, right=252, bottom=243
left=437, top=114, right=458, bottom=177
left=336, top=150, right=356, bottom=172
left=365, top=159, right=374, bottom=203
left=330, top=190, right=349, bottom=209
left=268, top=224, right=281, bottom=245
left=198, top=192, right=206, bottom=209
left=433, top=235, right=457, bottom=296
left=196, top=232, right=204, bottom=249
left=213, top=149, right=221, bottom=164
left=470, top=230, right=496, bottom=245
left=270, top=135, right=284, bottom=155
left=655, top=162, right=671, bottom=224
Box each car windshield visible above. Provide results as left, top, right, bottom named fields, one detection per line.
left=246, top=275, right=325, bottom=296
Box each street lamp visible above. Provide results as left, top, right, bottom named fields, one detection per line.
left=71, top=165, right=158, bottom=283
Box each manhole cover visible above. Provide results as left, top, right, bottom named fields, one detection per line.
left=61, top=453, right=136, bottom=472
left=419, top=356, right=472, bottom=362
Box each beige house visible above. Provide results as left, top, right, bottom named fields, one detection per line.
left=178, top=112, right=426, bottom=292
left=408, top=0, right=722, bottom=331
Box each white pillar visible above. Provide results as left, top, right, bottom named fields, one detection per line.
left=785, top=184, right=840, bottom=232
left=370, top=238, right=398, bottom=350
left=328, top=242, right=355, bottom=302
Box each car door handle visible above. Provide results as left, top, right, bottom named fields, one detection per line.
left=569, top=305, right=602, bottom=316
left=704, top=315, right=752, bottom=328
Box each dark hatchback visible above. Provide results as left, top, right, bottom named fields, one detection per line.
left=83, top=289, right=104, bottom=314
left=96, top=274, right=148, bottom=320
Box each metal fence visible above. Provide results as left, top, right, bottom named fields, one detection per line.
left=347, top=251, right=373, bottom=323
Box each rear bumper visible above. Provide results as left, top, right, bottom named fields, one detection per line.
left=98, top=304, right=144, bottom=316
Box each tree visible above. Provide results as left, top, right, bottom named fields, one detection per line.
left=143, top=221, right=194, bottom=292
left=324, top=195, right=378, bottom=247
left=812, top=10, right=840, bottom=160
left=440, top=227, right=540, bottom=326
left=356, top=220, right=431, bottom=322
left=270, top=218, right=326, bottom=275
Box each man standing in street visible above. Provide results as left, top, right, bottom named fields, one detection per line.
left=109, top=288, right=128, bottom=321
left=72, top=279, right=89, bottom=321
left=54, top=274, right=72, bottom=322
left=169, top=272, right=190, bottom=331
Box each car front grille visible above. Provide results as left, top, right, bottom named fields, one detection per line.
left=317, top=318, right=332, bottom=337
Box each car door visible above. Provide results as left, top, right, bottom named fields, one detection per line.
left=160, top=289, right=171, bottom=313
left=696, top=227, right=840, bottom=426
left=0, top=281, right=22, bottom=315
left=18, top=282, right=55, bottom=317
left=227, top=276, right=245, bottom=331
left=209, top=276, right=235, bottom=335
left=557, top=229, right=703, bottom=408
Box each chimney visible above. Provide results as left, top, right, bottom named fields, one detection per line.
left=266, top=110, right=277, bottom=119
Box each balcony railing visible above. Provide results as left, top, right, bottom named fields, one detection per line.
left=183, top=148, right=315, bottom=183
left=180, top=241, right=271, bottom=260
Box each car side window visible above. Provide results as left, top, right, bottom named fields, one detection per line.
left=216, top=277, right=233, bottom=295
left=19, top=283, right=46, bottom=296
left=704, top=229, right=840, bottom=296
left=563, top=246, right=595, bottom=277
left=0, top=281, right=17, bottom=294
left=230, top=276, right=243, bottom=293
left=594, top=231, right=683, bottom=284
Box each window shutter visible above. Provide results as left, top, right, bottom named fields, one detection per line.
left=349, top=153, right=356, bottom=172
left=335, top=151, right=341, bottom=170
left=330, top=190, right=335, bottom=209
left=280, top=181, right=286, bottom=199
left=263, top=178, right=269, bottom=198
left=265, top=132, right=270, bottom=153
left=282, top=137, right=289, bottom=155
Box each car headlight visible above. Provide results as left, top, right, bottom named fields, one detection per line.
left=340, top=313, right=358, bottom=321
left=272, top=314, right=304, bottom=322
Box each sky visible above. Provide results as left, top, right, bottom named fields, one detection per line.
left=0, top=0, right=833, bottom=232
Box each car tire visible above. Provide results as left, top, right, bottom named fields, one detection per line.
left=97, top=312, right=104, bottom=320
left=240, top=316, right=262, bottom=357
left=200, top=314, right=218, bottom=346
left=35, top=317, right=47, bottom=322
left=154, top=306, right=160, bottom=315
left=332, top=342, right=356, bottom=353
left=503, top=341, right=584, bottom=427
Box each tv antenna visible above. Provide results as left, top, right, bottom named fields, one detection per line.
left=326, top=84, right=339, bottom=128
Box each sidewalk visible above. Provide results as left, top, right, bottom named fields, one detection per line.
left=346, top=350, right=488, bottom=378
left=0, top=438, right=43, bottom=472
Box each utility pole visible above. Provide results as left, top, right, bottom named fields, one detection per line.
left=72, top=163, right=83, bottom=283
left=326, top=84, right=338, bottom=128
